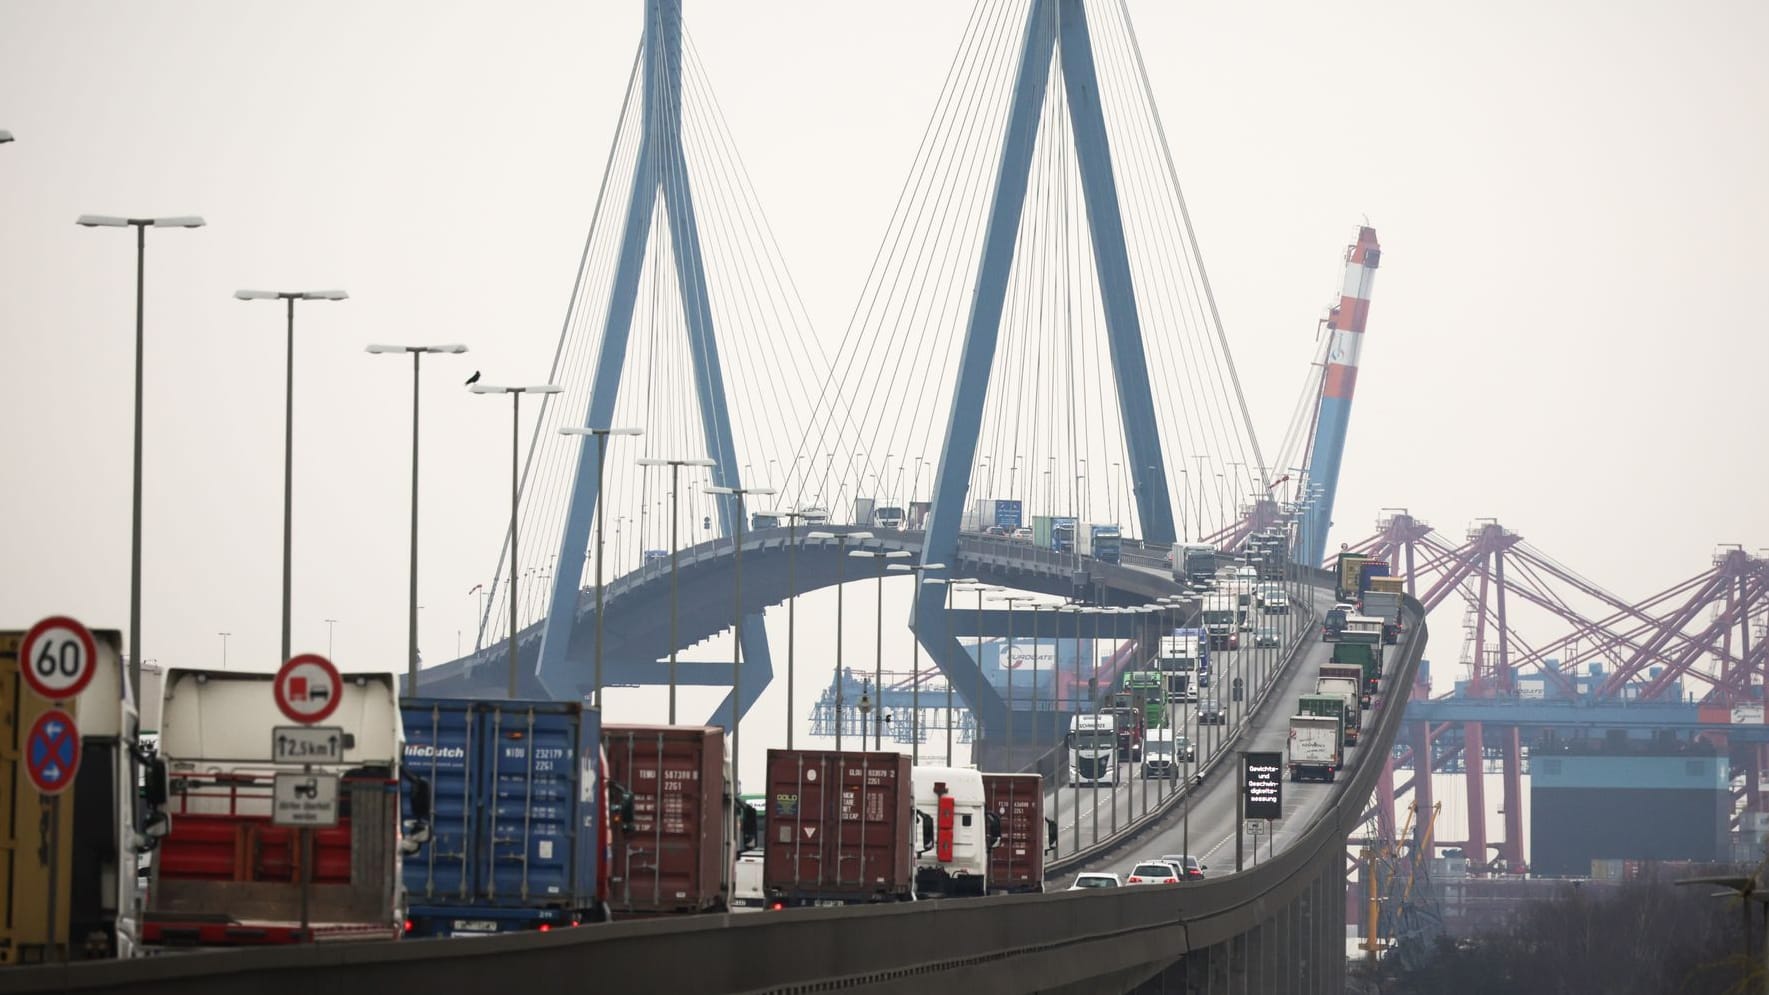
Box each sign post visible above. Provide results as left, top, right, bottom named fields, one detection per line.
left=19, top=615, right=98, bottom=963
left=1241, top=751, right=1283, bottom=872
left=272, top=654, right=344, bottom=942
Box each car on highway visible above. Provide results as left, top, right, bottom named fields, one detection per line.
left=985, top=525, right=1009, bottom=537
left=1010, top=527, right=1034, bottom=543
left=1125, top=861, right=1182, bottom=885
left=1252, top=626, right=1282, bottom=648
left=1068, top=873, right=1121, bottom=890
left=1159, top=854, right=1206, bottom=880
left=1141, top=740, right=1177, bottom=779
left=1197, top=698, right=1226, bottom=725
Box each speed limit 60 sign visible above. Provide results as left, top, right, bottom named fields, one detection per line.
left=19, top=616, right=98, bottom=703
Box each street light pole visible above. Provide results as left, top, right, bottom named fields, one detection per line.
left=367, top=343, right=467, bottom=692
left=808, top=530, right=874, bottom=749
left=218, top=632, right=230, bottom=669
left=235, top=288, right=348, bottom=664
left=707, top=483, right=776, bottom=790
left=889, top=562, right=949, bottom=764
left=562, top=426, right=645, bottom=709
left=853, top=548, right=911, bottom=748
left=78, top=214, right=205, bottom=699
left=638, top=456, right=715, bottom=723
left=992, top=595, right=1035, bottom=757
left=471, top=383, right=563, bottom=696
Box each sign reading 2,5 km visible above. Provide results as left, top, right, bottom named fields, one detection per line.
left=19, top=615, right=98, bottom=702
left=273, top=653, right=343, bottom=725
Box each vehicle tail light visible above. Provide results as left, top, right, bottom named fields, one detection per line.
left=403, top=919, right=414, bottom=934
left=538, top=923, right=552, bottom=933
left=769, top=901, right=785, bottom=911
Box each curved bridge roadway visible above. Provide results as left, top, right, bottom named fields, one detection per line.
left=422, top=529, right=1185, bottom=736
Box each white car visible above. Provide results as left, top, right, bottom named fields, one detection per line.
left=1125, top=861, right=1182, bottom=885
left=1068, top=873, right=1121, bottom=890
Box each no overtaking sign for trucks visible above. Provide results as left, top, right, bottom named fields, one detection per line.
left=273, top=653, right=342, bottom=724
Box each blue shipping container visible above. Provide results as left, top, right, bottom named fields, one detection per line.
left=401, top=698, right=604, bottom=936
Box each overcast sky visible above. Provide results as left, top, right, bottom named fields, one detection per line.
left=2, top=0, right=1764, bottom=756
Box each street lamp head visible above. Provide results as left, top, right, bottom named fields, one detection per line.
left=235, top=289, right=347, bottom=301
left=79, top=214, right=205, bottom=228
left=805, top=530, right=836, bottom=541
left=0, top=130, right=12, bottom=143
left=849, top=531, right=876, bottom=541
left=366, top=343, right=470, bottom=355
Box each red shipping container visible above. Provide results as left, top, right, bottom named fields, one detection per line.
left=763, top=750, right=914, bottom=907
left=982, top=773, right=1045, bottom=894
left=603, top=725, right=731, bottom=915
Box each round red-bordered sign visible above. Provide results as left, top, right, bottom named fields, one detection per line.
left=25, top=709, right=81, bottom=795
left=273, top=653, right=343, bottom=724
left=19, top=616, right=98, bottom=703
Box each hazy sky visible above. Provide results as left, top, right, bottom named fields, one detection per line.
left=3, top=0, right=1764, bottom=739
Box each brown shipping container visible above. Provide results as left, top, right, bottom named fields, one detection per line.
left=763, top=750, right=913, bottom=906
left=603, top=725, right=730, bottom=915
left=982, top=773, right=1045, bottom=894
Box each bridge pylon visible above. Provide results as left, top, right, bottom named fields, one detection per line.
left=531, top=0, right=771, bottom=723
left=916, top=0, right=1182, bottom=749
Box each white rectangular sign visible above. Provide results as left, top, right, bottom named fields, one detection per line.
left=273, top=726, right=346, bottom=764
left=273, top=772, right=339, bottom=827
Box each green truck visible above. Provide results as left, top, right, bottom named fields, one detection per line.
left=1124, top=672, right=1167, bottom=728
left=1330, top=640, right=1382, bottom=704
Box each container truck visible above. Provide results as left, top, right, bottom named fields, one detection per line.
left=1335, top=552, right=1372, bottom=601
left=1357, top=561, right=1391, bottom=598
left=1067, top=714, right=1118, bottom=786
left=1331, top=642, right=1383, bottom=702
left=967, top=499, right=1023, bottom=533
left=873, top=505, right=906, bottom=530
left=1287, top=713, right=1343, bottom=782
left=1106, top=693, right=1146, bottom=761
left=981, top=773, right=1047, bottom=894
left=603, top=725, right=736, bottom=916
left=1171, top=543, right=1218, bottom=585
left=1359, top=590, right=1403, bottom=643
left=1123, top=672, right=1167, bottom=727
left=400, top=698, right=611, bottom=936
left=911, top=766, right=996, bottom=899
left=852, top=497, right=876, bottom=528
left=1031, top=515, right=1077, bottom=552
left=762, top=750, right=915, bottom=907
left=145, top=668, right=417, bottom=948
left=1344, top=614, right=1386, bottom=645
left=1315, top=675, right=1363, bottom=746
left=1319, top=663, right=1367, bottom=710
left=1075, top=523, right=1123, bottom=564
left=1201, top=595, right=1240, bottom=650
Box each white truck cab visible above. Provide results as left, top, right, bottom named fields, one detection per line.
left=911, top=766, right=997, bottom=899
